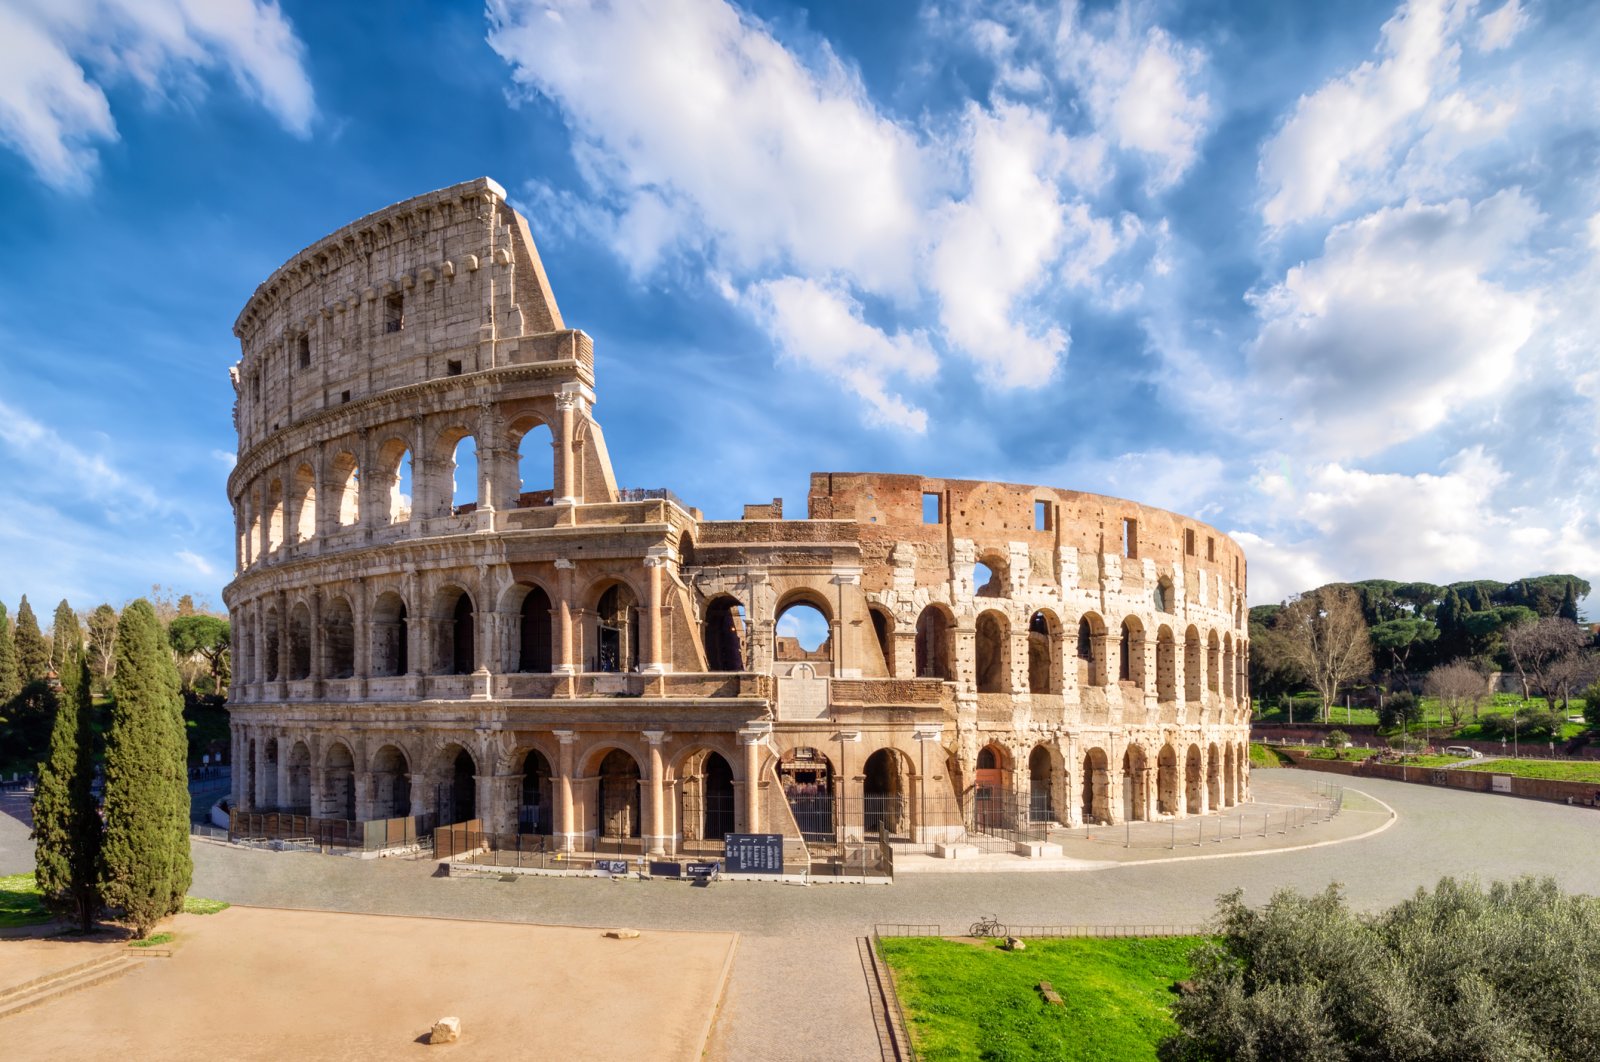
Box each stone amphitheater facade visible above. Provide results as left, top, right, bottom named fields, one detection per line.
left=224, top=177, right=1252, bottom=856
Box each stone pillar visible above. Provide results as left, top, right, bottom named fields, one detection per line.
left=275, top=589, right=290, bottom=699
left=353, top=578, right=370, bottom=697
left=313, top=443, right=330, bottom=546
left=230, top=725, right=242, bottom=809
left=642, top=552, right=669, bottom=674
left=554, top=389, right=579, bottom=506
left=309, top=590, right=325, bottom=693
left=555, top=730, right=577, bottom=851
left=554, top=558, right=578, bottom=674
left=644, top=731, right=667, bottom=856
left=254, top=734, right=270, bottom=809
left=739, top=727, right=765, bottom=834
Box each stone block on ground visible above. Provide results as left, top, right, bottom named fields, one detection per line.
left=1014, top=841, right=1063, bottom=859
left=934, top=843, right=979, bottom=859
left=605, top=928, right=641, bottom=939
left=429, top=1016, right=460, bottom=1044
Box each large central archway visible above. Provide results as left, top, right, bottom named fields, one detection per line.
left=520, top=748, right=553, bottom=834
left=779, top=747, right=834, bottom=840
left=595, top=748, right=642, bottom=840
left=863, top=748, right=911, bottom=836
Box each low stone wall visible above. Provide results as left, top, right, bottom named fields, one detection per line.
left=1284, top=753, right=1600, bottom=808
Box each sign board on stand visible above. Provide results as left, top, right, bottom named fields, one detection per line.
left=723, top=833, right=784, bottom=874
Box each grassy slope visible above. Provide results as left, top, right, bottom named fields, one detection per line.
left=1459, top=759, right=1600, bottom=783
left=0, top=873, right=51, bottom=928
left=879, top=936, right=1200, bottom=1061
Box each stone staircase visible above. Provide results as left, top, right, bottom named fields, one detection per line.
left=0, top=949, right=151, bottom=1022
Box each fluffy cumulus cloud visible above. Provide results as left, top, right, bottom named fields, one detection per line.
left=0, top=0, right=314, bottom=190
left=487, top=0, right=1193, bottom=427
left=1248, top=190, right=1540, bottom=457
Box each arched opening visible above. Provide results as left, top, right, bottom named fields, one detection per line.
left=518, top=586, right=553, bottom=673
left=286, top=741, right=311, bottom=811
left=431, top=587, right=475, bottom=675
left=1122, top=746, right=1148, bottom=822
left=377, top=440, right=412, bottom=525
left=450, top=435, right=478, bottom=513
left=1223, top=744, right=1236, bottom=806
left=869, top=607, right=895, bottom=677
left=1028, top=745, right=1054, bottom=824
left=863, top=748, right=909, bottom=835
left=1207, top=631, right=1221, bottom=694
left=370, top=745, right=410, bottom=819
left=1207, top=743, right=1222, bottom=809
left=514, top=419, right=554, bottom=505
left=703, top=596, right=747, bottom=672
left=775, top=599, right=831, bottom=672
left=325, top=597, right=355, bottom=678
left=702, top=752, right=736, bottom=840
left=265, top=479, right=285, bottom=552
left=1184, top=626, right=1203, bottom=704
left=372, top=592, right=408, bottom=677
left=323, top=742, right=356, bottom=821
left=974, top=744, right=1011, bottom=831
left=975, top=611, right=1010, bottom=693
left=263, top=608, right=281, bottom=682
left=1223, top=633, right=1236, bottom=702
left=1081, top=748, right=1109, bottom=824
left=1156, top=625, right=1177, bottom=702
left=1119, top=617, right=1147, bottom=689
left=288, top=602, right=312, bottom=680
left=779, top=747, right=834, bottom=839
left=1185, top=745, right=1203, bottom=815
left=330, top=451, right=360, bottom=527
left=914, top=606, right=953, bottom=680
left=1152, top=575, right=1174, bottom=613
left=594, top=583, right=638, bottom=673
left=519, top=748, right=553, bottom=834
left=293, top=463, right=317, bottom=544
left=1157, top=745, right=1179, bottom=817
left=1077, top=613, right=1106, bottom=687
left=243, top=738, right=256, bottom=808
left=260, top=738, right=278, bottom=808
left=973, top=555, right=1008, bottom=597
left=449, top=748, right=478, bottom=823
left=595, top=749, right=641, bottom=840
left=1028, top=610, right=1059, bottom=693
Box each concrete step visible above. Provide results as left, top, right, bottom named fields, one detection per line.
left=0, top=954, right=143, bottom=1022
left=0, top=950, right=127, bottom=1006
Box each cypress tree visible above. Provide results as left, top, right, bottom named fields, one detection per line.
left=14, top=596, right=49, bottom=685
left=99, top=599, right=191, bottom=938
left=1560, top=582, right=1580, bottom=622
left=0, top=602, right=18, bottom=703
left=50, top=599, right=79, bottom=675
left=32, top=634, right=102, bottom=932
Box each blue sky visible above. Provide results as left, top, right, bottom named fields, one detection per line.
left=1, top=0, right=1597, bottom=615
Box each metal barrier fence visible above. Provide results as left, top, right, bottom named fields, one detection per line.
left=229, top=808, right=432, bottom=852
left=874, top=922, right=1207, bottom=939
left=1070, top=780, right=1343, bottom=850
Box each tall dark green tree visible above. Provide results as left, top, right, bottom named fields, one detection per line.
left=31, top=624, right=102, bottom=933
left=0, top=601, right=18, bottom=703
left=1560, top=581, right=1580, bottom=622
left=49, top=599, right=78, bottom=674
left=99, top=599, right=191, bottom=938
left=14, top=596, right=48, bottom=684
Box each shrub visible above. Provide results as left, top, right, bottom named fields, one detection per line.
left=1323, top=730, right=1350, bottom=759
left=1377, top=691, right=1421, bottom=732
left=1583, top=681, right=1600, bottom=731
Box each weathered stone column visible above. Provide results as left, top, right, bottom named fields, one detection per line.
left=555, top=730, right=577, bottom=851
left=739, top=726, right=765, bottom=834
left=554, top=558, right=578, bottom=675
left=642, top=551, right=669, bottom=674
left=274, top=589, right=290, bottom=699
left=254, top=734, right=270, bottom=809
left=553, top=389, right=579, bottom=505
left=644, top=730, right=667, bottom=856
left=309, top=590, right=325, bottom=694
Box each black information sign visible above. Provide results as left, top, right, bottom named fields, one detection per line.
left=686, top=861, right=721, bottom=878
left=723, top=833, right=784, bottom=874
left=648, top=860, right=682, bottom=879
left=596, top=859, right=629, bottom=875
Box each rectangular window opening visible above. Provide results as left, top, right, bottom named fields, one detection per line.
left=1034, top=500, right=1051, bottom=532
left=922, top=492, right=941, bottom=525
left=1184, top=529, right=1195, bottom=556
left=383, top=293, right=404, bottom=334
left=341, top=390, right=352, bottom=404
left=1122, top=517, right=1137, bottom=559
left=1207, top=536, right=1216, bottom=562
left=296, top=333, right=311, bottom=369
left=447, top=359, right=463, bottom=376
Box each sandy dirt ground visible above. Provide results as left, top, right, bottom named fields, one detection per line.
left=1, top=906, right=736, bottom=1061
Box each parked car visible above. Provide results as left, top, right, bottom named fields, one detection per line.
left=1442, top=745, right=1484, bottom=759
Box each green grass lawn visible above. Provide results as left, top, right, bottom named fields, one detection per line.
left=1458, top=759, right=1600, bottom=783
left=1249, top=743, right=1292, bottom=768
left=1390, top=754, right=1470, bottom=767
left=878, top=935, right=1201, bottom=1061
left=1299, top=746, right=1383, bottom=761
left=0, top=873, right=51, bottom=929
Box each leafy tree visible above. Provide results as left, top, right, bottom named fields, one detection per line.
left=0, top=601, right=18, bottom=703
left=1369, top=617, right=1438, bottom=691
left=1377, top=691, right=1422, bottom=733
left=1323, top=730, right=1350, bottom=758
left=1560, top=581, right=1581, bottom=622
left=1162, top=877, right=1600, bottom=1062
left=31, top=634, right=101, bottom=932
left=86, top=604, right=118, bottom=687
left=1584, top=681, right=1600, bottom=731
left=4, top=682, right=57, bottom=768
left=49, top=599, right=78, bottom=674
left=99, top=599, right=191, bottom=938
left=13, top=596, right=49, bottom=684
left=1274, top=587, right=1373, bottom=723
left=167, top=614, right=231, bottom=694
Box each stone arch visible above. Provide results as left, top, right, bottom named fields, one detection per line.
left=374, top=437, right=412, bottom=525
left=292, top=462, right=317, bottom=544
left=868, top=605, right=896, bottom=678
left=1155, top=625, right=1177, bottom=702
left=1156, top=743, right=1180, bottom=817
left=590, top=747, right=642, bottom=840
left=677, top=746, right=737, bottom=843
left=914, top=604, right=954, bottom=680
left=1153, top=574, right=1174, bottom=614
left=775, top=591, right=832, bottom=672
left=431, top=584, right=476, bottom=675
left=974, top=609, right=1010, bottom=693
left=321, top=740, right=356, bottom=821
left=1119, top=616, right=1147, bottom=689
left=517, top=746, right=554, bottom=834
left=592, top=580, right=640, bottom=673
left=1223, top=743, right=1236, bottom=806
left=863, top=746, right=913, bottom=836
left=1081, top=747, right=1110, bottom=824
left=263, top=606, right=281, bottom=682
left=371, top=591, right=409, bottom=677
left=1028, top=609, right=1061, bottom=694
left=509, top=413, right=554, bottom=503
left=369, top=744, right=411, bottom=819
left=703, top=594, right=747, bottom=672
left=446, top=430, right=479, bottom=513
left=500, top=582, right=553, bottom=674
left=1207, top=630, right=1221, bottom=693
left=1077, top=612, right=1107, bottom=687
left=778, top=746, right=835, bottom=839
left=286, top=740, right=311, bottom=810
left=973, top=551, right=1009, bottom=598
left=329, top=450, right=360, bottom=527
left=259, top=737, right=279, bottom=808
left=325, top=595, right=355, bottom=678
left=1122, top=744, right=1149, bottom=822
left=265, top=477, right=285, bottom=552
left=1185, top=744, right=1204, bottom=815
left=1223, top=633, right=1236, bottom=703
left=434, top=743, right=479, bottom=824
left=974, top=743, right=1012, bottom=830
left=288, top=601, right=312, bottom=680
left=1184, top=625, right=1203, bottom=704
left=1207, top=742, right=1222, bottom=809
left=1028, top=744, right=1059, bottom=824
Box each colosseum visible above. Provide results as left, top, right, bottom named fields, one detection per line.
left=223, top=177, right=1252, bottom=863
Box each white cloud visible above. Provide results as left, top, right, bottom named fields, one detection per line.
left=1070, top=449, right=1229, bottom=519
left=1476, top=0, right=1528, bottom=52
left=0, top=0, right=314, bottom=190
left=176, top=549, right=217, bottom=578
left=1259, top=0, right=1471, bottom=227
left=745, top=277, right=936, bottom=432
left=1055, top=0, right=1211, bottom=188
left=1248, top=190, right=1540, bottom=457
left=0, top=395, right=168, bottom=515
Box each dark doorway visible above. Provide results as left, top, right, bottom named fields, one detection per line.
left=451, top=749, right=476, bottom=823
left=519, top=587, right=553, bottom=673
left=780, top=748, right=835, bottom=840
left=863, top=749, right=906, bottom=835
left=596, top=749, right=641, bottom=839
left=703, top=597, right=745, bottom=672
left=520, top=749, right=553, bottom=834
left=703, top=752, right=736, bottom=838
left=452, top=593, right=475, bottom=674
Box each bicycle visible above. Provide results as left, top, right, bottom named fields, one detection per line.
left=969, top=914, right=1005, bottom=938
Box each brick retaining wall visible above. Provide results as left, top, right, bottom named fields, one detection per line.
left=1281, top=751, right=1600, bottom=808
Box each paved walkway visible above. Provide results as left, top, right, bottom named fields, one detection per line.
left=9, top=770, right=1600, bottom=1060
